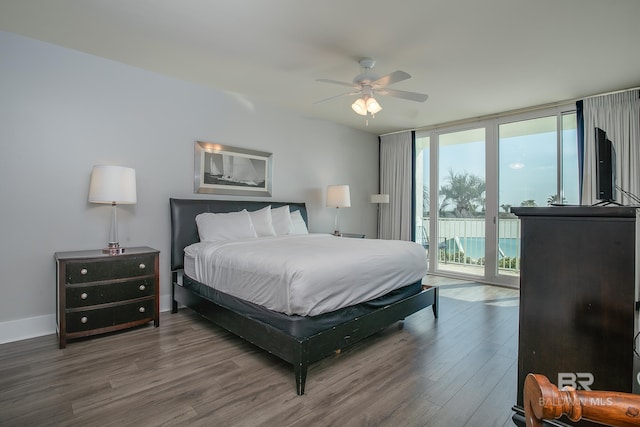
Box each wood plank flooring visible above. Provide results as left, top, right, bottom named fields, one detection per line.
left=0, top=277, right=520, bottom=426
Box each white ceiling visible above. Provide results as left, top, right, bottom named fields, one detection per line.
left=1, top=0, right=639, bottom=135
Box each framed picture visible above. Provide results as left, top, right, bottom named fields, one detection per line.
left=194, top=141, right=273, bottom=196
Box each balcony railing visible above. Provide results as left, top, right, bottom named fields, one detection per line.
left=417, top=216, right=521, bottom=273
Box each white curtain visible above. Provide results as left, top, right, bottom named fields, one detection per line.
left=582, top=90, right=640, bottom=205
left=379, top=132, right=413, bottom=240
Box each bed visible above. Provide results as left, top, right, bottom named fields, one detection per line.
left=170, top=198, right=438, bottom=395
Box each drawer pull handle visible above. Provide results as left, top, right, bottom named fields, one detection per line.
left=138, top=307, right=145, bottom=313
left=80, top=316, right=88, bottom=324
left=80, top=293, right=88, bottom=300
left=139, top=263, right=146, bottom=270
left=80, top=268, right=88, bottom=275
left=139, top=284, right=146, bottom=291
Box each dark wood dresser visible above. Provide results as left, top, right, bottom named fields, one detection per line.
left=55, top=246, right=159, bottom=348
left=511, top=206, right=640, bottom=426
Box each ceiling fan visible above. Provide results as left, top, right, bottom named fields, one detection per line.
left=315, top=58, right=428, bottom=117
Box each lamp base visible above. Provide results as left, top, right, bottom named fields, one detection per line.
left=103, top=243, right=125, bottom=255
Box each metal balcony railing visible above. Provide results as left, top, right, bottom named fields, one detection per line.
left=417, top=217, right=521, bottom=272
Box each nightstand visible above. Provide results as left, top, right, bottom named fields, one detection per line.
left=55, top=246, right=159, bottom=348
left=338, top=233, right=365, bottom=238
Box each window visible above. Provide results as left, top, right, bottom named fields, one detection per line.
left=415, top=107, right=578, bottom=286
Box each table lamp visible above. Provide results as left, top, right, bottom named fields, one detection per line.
left=326, top=184, right=351, bottom=235
left=88, top=165, right=137, bottom=255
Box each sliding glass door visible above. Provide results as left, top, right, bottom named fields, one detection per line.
left=414, top=107, right=578, bottom=287
left=497, top=113, right=577, bottom=279
left=436, top=128, right=486, bottom=276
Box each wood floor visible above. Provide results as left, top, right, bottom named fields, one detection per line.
left=0, top=277, right=520, bottom=426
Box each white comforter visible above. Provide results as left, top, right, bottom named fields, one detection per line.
left=185, top=234, right=427, bottom=316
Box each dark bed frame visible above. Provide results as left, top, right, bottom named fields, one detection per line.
left=169, top=198, right=438, bottom=395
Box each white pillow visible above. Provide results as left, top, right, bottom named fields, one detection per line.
left=195, top=210, right=257, bottom=241
left=248, top=206, right=277, bottom=237
left=271, top=205, right=294, bottom=235
left=290, top=209, right=309, bottom=235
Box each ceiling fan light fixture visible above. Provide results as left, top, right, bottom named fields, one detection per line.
left=366, top=97, right=382, bottom=114
left=316, top=58, right=428, bottom=120
left=351, top=98, right=367, bottom=116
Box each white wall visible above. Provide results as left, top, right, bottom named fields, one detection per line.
left=0, top=31, right=379, bottom=343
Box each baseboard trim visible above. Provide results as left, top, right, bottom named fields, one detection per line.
left=0, top=296, right=175, bottom=345
left=0, top=314, right=56, bottom=345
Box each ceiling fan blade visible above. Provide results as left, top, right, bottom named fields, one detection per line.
left=372, top=70, right=411, bottom=88
left=378, top=88, right=428, bottom=102
left=313, top=91, right=359, bottom=104
left=316, top=78, right=357, bottom=88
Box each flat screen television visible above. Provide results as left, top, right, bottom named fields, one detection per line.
left=595, top=127, right=616, bottom=203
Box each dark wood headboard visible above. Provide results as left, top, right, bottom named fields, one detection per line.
left=169, top=198, right=308, bottom=271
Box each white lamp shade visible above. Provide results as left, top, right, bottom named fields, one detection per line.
left=89, top=165, right=137, bottom=204
left=326, top=185, right=351, bottom=208
left=370, top=194, right=389, bottom=204
left=351, top=98, right=367, bottom=116
left=366, top=97, right=382, bottom=114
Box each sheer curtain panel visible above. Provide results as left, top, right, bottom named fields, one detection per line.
left=581, top=90, right=640, bottom=205
left=379, top=132, right=413, bottom=240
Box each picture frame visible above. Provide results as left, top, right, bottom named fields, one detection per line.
left=194, top=141, right=273, bottom=196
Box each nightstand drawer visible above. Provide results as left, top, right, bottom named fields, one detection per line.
left=65, top=254, right=156, bottom=283
left=66, top=298, right=155, bottom=333
left=66, top=278, right=155, bottom=308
